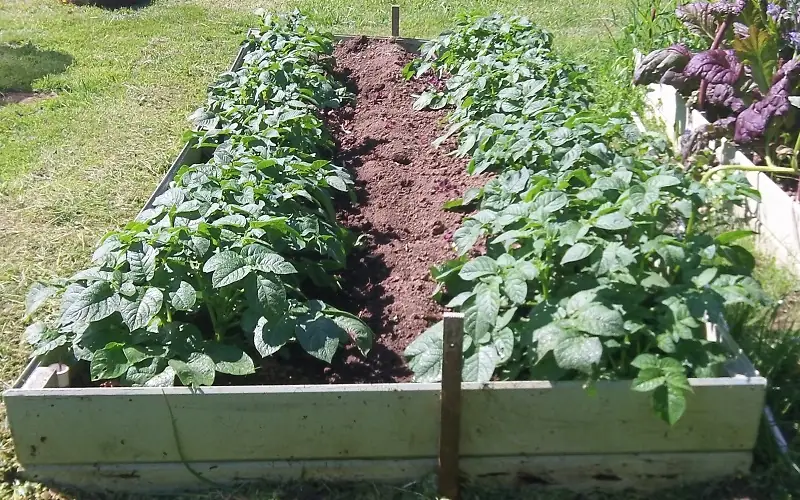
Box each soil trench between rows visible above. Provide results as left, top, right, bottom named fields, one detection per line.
left=321, top=37, right=482, bottom=383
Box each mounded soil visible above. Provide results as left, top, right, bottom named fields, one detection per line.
left=0, top=91, right=56, bottom=106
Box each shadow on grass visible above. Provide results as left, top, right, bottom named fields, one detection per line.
left=0, top=42, right=73, bottom=92
left=63, top=0, right=152, bottom=9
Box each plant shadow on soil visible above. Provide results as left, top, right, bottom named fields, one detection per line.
left=0, top=42, right=73, bottom=95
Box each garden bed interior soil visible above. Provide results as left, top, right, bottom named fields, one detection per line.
left=73, top=36, right=485, bottom=389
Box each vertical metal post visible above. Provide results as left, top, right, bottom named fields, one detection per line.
left=439, top=312, right=463, bottom=500
left=391, top=5, right=400, bottom=38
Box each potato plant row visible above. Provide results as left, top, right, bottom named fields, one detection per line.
left=404, top=14, right=764, bottom=424
left=23, top=12, right=373, bottom=387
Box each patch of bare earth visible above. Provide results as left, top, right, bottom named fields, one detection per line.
left=324, top=37, right=486, bottom=381
left=0, top=91, right=55, bottom=106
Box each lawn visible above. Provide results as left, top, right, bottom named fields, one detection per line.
left=0, top=0, right=797, bottom=499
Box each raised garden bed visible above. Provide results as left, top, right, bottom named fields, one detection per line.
left=5, top=12, right=769, bottom=495
left=643, top=82, right=800, bottom=276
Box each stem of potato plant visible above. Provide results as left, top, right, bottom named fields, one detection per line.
left=208, top=305, right=223, bottom=342
left=541, top=268, right=549, bottom=300
left=541, top=243, right=552, bottom=300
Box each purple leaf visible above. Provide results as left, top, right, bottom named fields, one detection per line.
left=733, top=57, right=800, bottom=143
left=734, top=91, right=790, bottom=142
left=710, top=0, right=745, bottom=15
left=733, top=22, right=749, bottom=39
left=660, top=68, right=699, bottom=91
left=676, top=1, right=745, bottom=39
left=774, top=56, right=800, bottom=83
left=684, top=49, right=743, bottom=85
left=705, top=83, right=746, bottom=112
left=634, top=45, right=692, bottom=85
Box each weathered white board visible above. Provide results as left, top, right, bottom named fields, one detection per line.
left=3, top=377, right=766, bottom=466
left=643, top=82, right=800, bottom=276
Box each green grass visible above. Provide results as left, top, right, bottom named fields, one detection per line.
left=0, top=0, right=798, bottom=498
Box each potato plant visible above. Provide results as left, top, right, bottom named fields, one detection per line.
left=24, top=12, right=373, bottom=387
left=405, top=15, right=764, bottom=424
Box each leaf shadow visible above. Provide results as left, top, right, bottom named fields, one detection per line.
left=334, top=136, right=389, bottom=208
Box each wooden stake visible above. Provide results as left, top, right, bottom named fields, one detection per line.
left=439, top=312, right=463, bottom=500
left=391, top=5, right=400, bottom=38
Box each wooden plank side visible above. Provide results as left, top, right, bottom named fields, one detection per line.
left=10, top=357, right=41, bottom=389
left=139, top=138, right=204, bottom=214
left=5, top=377, right=764, bottom=466
left=21, top=452, right=751, bottom=494
left=4, top=385, right=441, bottom=465
left=459, top=378, right=766, bottom=456
left=707, top=321, right=761, bottom=378
left=20, top=366, right=57, bottom=390
left=462, top=451, right=752, bottom=489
